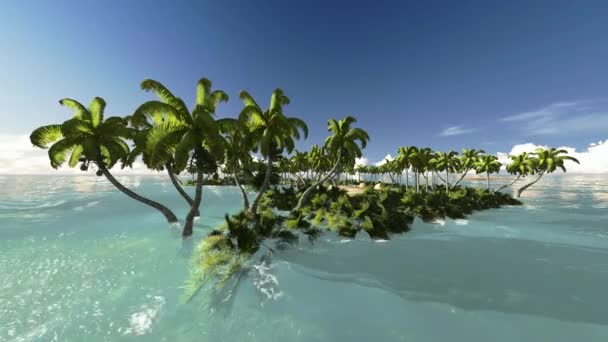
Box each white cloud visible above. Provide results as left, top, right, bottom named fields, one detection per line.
left=0, top=134, right=159, bottom=175
left=438, top=126, right=476, bottom=137
left=355, top=157, right=369, bottom=166
left=501, top=101, right=608, bottom=135
left=496, top=139, right=608, bottom=174
left=375, top=154, right=393, bottom=166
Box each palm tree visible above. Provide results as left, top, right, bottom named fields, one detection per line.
left=238, top=89, right=308, bottom=215
left=295, top=116, right=369, bottom=210
left=395, top=146, right=416, bottom=190
left=516, top=148, right=579, bottom=198
left=30, top=97, right=179, bottom=223
left=131, top=78, right=228, bottom=237
left=123, top=112, right=200, bottom=217
left=474, top=155, right=502, bottom=190
left=495, top=152, right=536, bottom=193
left=411, top=147, right=432, bottom=192
left=220, top=118, right=253, bottom=209
left=451, top=148, right=485, bottom=189
left=430, top=151, right=459, bottom=195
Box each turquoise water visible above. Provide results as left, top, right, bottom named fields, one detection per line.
left=1, top=174, right=608, bottom=341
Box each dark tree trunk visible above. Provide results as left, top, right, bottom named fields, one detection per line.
left=182, top=154, right=205, bottom=237
left=166, top=163, right=199, bottom=217
left=98, top=162, right=178, bottom=224
left=250, top=153, right=273, bottom=215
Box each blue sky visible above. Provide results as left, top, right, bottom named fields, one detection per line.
left=1, top=0, right=608, bottom=163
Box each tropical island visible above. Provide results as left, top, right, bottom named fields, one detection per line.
left=30, top=77, right=579, bottom=296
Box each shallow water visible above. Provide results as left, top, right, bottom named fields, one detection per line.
left=1, top=174, right=607, bottom=341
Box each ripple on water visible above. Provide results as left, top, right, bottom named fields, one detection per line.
left=252, top=261, right=284, bottom=304
left=120, top=295, right=165, bottom=336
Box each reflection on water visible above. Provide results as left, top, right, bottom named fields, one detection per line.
left=0, top=175, right=607, bottom=341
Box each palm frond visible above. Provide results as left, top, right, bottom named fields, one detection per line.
left=30, top=125, right=63, bottom=148
left=88, top=97, right=106, bottom=128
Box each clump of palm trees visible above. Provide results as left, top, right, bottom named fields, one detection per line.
left=349, top=146, right=578, bottom=197
left=30, top=77, right=579, bottom=242
left=31, top=77, right=582, bottom=300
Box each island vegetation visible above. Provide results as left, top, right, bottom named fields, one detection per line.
left=30, top=77, right=580, bottom=297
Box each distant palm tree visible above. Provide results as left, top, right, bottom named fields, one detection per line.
left=474, top=155, right=502, bottom=190
left=30, top=97, right=178, bottom=223
left=495, top=152, right=536, bottom=193
left=412, top=147, right=433, bottom=192
left=296, top=116, right=369, bottom=210
left=131, top=78, right=228, bottom=236
left=452, top=148, right=485, bottom=189
left=516, top=148, right=579, bottom=198
left=238, top=89, right=308, bottom=215
left=395, top=146, right=416, bottom=190
left=430, top=151, right=459, bottom=195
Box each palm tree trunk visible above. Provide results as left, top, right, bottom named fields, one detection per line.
left=451, top=168, right=470, bottom=189
left=98, top=162, right=178, bottom=224
left=486, top=172, right=490, bottom=190
left=182, top=158, right=205, bottom=237
left=495, top=175, right=521, bottom=193
left=250, top=153, right=273, bottom=215
left=446, top=169, right=449, bottom=195
left=233, top=172, right=249, bottom=209
left=405, top=169, right=409, bottom=191
left=415, top=171, right=419, bottom=193
left=296, top=152, right=342, bottom=210
left=516, top=172, right=545, bottom=198
left=166, top=163, right=199, bottom=217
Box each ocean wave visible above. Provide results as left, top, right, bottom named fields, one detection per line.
left=73, top=200, right=100, bottom=211
left=0, top=199, right=67, bottom=210
left=454, top=219, right=469, bottom=225
left=252, top=261, right=283, bottom=304
left=120, top=295, right=165, bottom=336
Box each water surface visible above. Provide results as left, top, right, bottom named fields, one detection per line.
left=1, top=175, right=607, bottom=341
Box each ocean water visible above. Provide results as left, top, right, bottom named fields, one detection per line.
left=1, top=174, right=607, bottom=341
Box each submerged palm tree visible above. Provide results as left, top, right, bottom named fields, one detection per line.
left=30, top=97, right=178, bottom=223
left=238, top=89, right=308, bottom=215
left=132, top=78, right=228, bottom=236
left=516, top=148, right=579, bottom=198
left=295, top=116, right=369, bottom=210
left=474, top=155, right=502, bottom=190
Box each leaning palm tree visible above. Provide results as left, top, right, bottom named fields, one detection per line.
left=430, top=151, right=459, bottom=195
left=395, top=146, right=415, bottom=190
left=451, top=148, right=485, bottom=189
left=123, top=115, right=200, bottom=216
left=474, top=155, right=502, bottom=190
left=516, top=148, right=579, bottom=198
left=295, top=116, right=369, bottom=210
left=30, top=97, right=179, bottom=223
left=238, top=89, right=308, bottom=215
left=495, top=152, right=536, bottom=193
left=131, top=78, right=228, bottom=236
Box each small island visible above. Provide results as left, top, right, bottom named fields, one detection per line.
left=29, top=77, right=579, bottom=298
